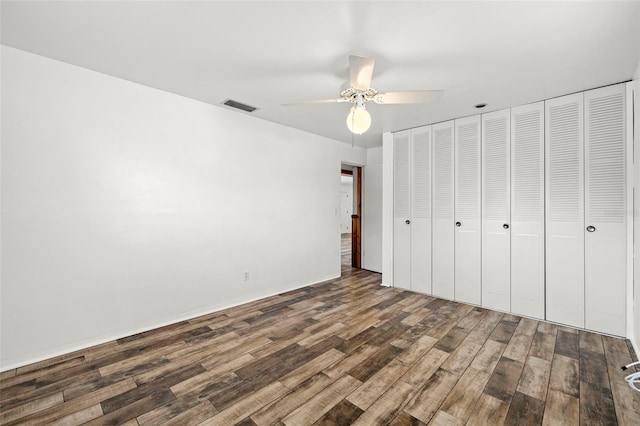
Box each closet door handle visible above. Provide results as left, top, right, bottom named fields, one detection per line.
left=455, top=221, right=462, bottom=227
left=405, top=219, right=411, bottom=225
left=503, top=224, right=509, bottom=229
left=586, top=225, right=596, bottom=232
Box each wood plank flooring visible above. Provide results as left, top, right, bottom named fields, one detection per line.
left=1, top=261, right=639, bottom=425
left=341, top=233, right=351, bottom=265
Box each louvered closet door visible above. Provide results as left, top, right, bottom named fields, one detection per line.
left=393, top=130, right=411, bottom=290
left=482, top=109, right=510, bottom=312
left=455, top=115, right=482, bottom=305
left=510, top=102, right=545, bottom=319
left=584, top=84, right=626, bottom=336
left=432, top=120, right=455, bottom=299
left=411, top=126, right=432, bottom=294
left=545, top=93, right=584, bottom=329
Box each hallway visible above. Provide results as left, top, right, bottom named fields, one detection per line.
left=341, top=233, right=351, bottom=268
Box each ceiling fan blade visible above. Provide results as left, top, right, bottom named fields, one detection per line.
left=374, top=90, right=444, bottom=104
left=349, top=55, right=375, bottom=90
left=281, top=98, right=347, bottom=106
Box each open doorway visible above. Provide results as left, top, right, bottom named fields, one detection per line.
left=341, top=171, right=353, bottom=266
left=341, top=165, right=362, bottom=269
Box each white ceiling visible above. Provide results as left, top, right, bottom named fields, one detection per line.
left=2, top=1, right=639, bottom=148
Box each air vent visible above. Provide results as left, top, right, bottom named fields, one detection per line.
left=222, top=99, right=258, bottom=113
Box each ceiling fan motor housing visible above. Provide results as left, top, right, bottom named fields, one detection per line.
left=340, top=87, right=379, bottom=104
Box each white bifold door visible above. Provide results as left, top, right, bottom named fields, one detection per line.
left=455, top=116, right=482, bottom=305
left=432, top=121, right=455, bottom=299
left=510, top=102, right=545, bottom=319
left=545, top=84, right=627, bottom=335
left=584, top=84, right=627, bottom=336
left=393, top=131, right=411, bottom=290
left=393, top=127, right=433, bottom=294
left=545, top=92, right=585, bottom=329
left=481, top=109, right=511, bottom=312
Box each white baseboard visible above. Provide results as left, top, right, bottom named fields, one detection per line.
left=0, top=273, right=340, bottom=372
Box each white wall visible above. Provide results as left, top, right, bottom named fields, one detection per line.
left=363, top=147, right=382, bottom=272
left=340, top=148, right=366, bottom=169
left=0, top=46, right=363, bottom=369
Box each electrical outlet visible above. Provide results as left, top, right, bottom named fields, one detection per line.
left=243, top=270, right=250, bottom=281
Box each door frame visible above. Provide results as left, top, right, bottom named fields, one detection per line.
left=342, top=167, right=362, bottom=268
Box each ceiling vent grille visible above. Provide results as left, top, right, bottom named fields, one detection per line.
left=222, top=99, right=258, bottom=113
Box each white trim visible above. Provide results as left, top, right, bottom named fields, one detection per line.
left=382, top=132, right=394, bottom=286
left=632, top=78, right=640, bottom=356
left=626, top=82, right=635, bottom=343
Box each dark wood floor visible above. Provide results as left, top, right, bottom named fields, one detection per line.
left=1, top=252, right=639, bottom=425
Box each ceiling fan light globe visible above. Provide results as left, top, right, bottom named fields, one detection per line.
left=346, top=106, right=371, bottom=134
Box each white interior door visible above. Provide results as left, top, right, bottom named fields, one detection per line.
left=545, top=93, right=584, bottom=329
left=393, top=131, right=411, bottom=290
left=432, top=121, right=455, bottom=299
left=584, top=84, right=626, bottom=336
left=481, top=109, right=510, bottom=312
left=340, top=191, right=352, bottom=233
left=455, top=115, right=482, bottom=305
left=411, top=126, right=432, bottom=294
left=510, top=102, right=545, bottom=320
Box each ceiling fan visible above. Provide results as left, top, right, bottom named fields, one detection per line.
left=283, top=55, right=443, bottom=135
